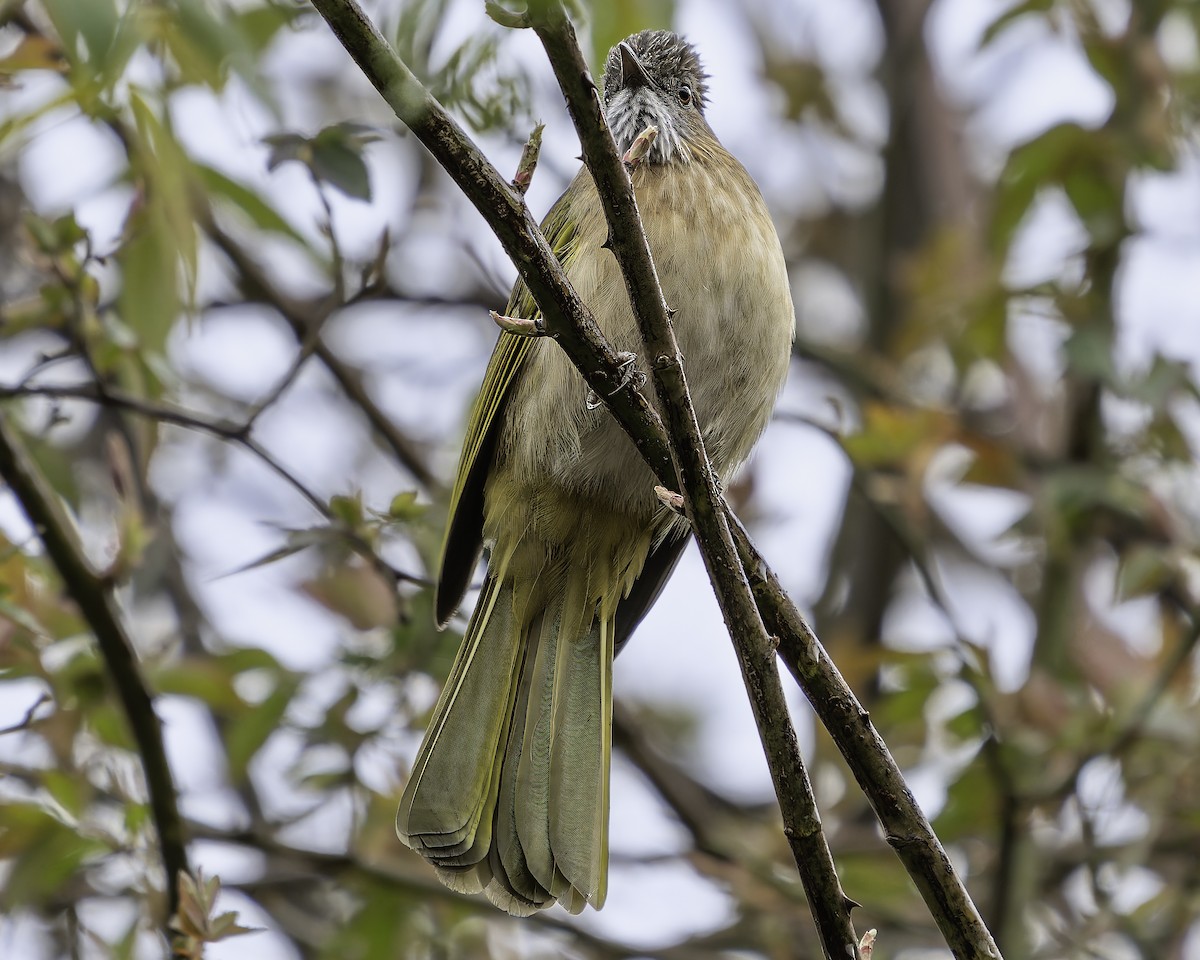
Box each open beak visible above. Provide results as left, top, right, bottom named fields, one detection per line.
left=618, top=42, right=651, bottom=91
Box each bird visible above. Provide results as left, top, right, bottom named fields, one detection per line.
left=396, top=28, right=795, bottom=916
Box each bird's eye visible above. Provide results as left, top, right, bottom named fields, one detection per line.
left=678, top=84, right=692, bottom=106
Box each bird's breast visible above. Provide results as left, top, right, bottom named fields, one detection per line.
left=498, top=152, right=794, bottom=526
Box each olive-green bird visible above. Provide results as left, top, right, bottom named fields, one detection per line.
left=396, top=29, right=795, bottom=915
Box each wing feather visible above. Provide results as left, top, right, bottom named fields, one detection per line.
left=434, top=184, right=585, bottom=625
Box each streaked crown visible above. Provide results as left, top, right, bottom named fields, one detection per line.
left=601, top=30, right=712, bottom=164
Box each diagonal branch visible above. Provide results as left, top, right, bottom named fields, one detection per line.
left=304, top=1, right=1000, bottom=956
left=0, top=415, right=189, bottom=934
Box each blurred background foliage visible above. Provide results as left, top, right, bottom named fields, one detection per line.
left=1, top=0, right=1199, bottom=958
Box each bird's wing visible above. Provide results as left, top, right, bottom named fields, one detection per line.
left=613, top=530, right=690, bottom=655
left=435, top=186, right=584, bottom=626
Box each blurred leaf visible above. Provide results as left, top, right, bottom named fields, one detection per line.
left=236, top=1, right=308, bottom=53
left=41, top=769, right=91, bottom=818
left=218, top=527, right=335, bottom=577
left=225, top=673, right=299, bottom=782
left=88, top=702, right=136, bottom=750
left=218, top=646, right=283, bottom=675
left=386, top=490, right=424, bottom=522
left=303, top=561, right=398, bottom=630
left=330, top=491, right=366, bottom=529
left=120, top=94, right=199, bottom=353
left=978, top=0, right=1054, bottom=50
left=763, top=55, right=838, bottom=128
left=1143, top=410, right=1195, bottom=462
left=990, top=124, right=1122, bottom=254
left=193, top=162, right=308, bottom=246
left=264, top=124, right=379, bottom=201
left=842, top=403, right=953, bottom=469
left=584, top=0, right=674, bottom=70
left=1115, top=544, right=1175, bottom=601
left=391, top=0, right=532, bottom=133
left=1124, top=354, right=1198, bottom=409
left=264, top=132, right=309, bottom=170
left=0, top=802, right=107, bottom=908
left=41, top=0, right=120, bottom=75
left=172, top=869, right=257, bottom=954
left=0, top=36, right=68, bottom=75
left=934, top=757, right=1001, bottom=842
left=154, top=658, right=244, bottom=713
left=1063, top=324, right=1116, bottom=383
left=310, top=137, right=372, bottom=201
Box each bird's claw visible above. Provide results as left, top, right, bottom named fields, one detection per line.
left=585, top=352, right=645, bottom=411
left=609, top=351, right=646, bottom=394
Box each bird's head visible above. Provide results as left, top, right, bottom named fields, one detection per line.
left=601, top=30, right=711, bottom=165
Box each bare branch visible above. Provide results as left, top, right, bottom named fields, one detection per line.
left=0, top=415, right=189, bottom=935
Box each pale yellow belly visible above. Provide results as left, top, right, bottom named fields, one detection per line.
left=490, top=157, right=794, bottom=548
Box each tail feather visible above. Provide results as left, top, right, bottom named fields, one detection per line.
left=397, top=560, right=519, bottom=857
left=397, top=548, right=615, bottom=915
left=488, top=611, right=555, bottom=910
left=549, top=614, right=612, bottom=907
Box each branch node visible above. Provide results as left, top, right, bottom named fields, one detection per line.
left=490, top=310, right=546, bottom=337
left=484, top=1, right=530, bottom=29
left=654, top=484, right=686, bottom=515
left=511, top=121, right=545, bottom=196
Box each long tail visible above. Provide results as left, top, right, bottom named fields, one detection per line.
left=396, top=550, right=614, bottom=915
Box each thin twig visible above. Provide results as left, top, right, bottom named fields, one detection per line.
left=202, top=218, right=440, bottom=492
left=0, top=382, right=420, bottom=587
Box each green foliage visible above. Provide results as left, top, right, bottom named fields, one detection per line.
left=265, top=123, right=382, bottom=202
left=0, top=0, right=1198, bottom=957
left=390, top=0, right=533, bottom=133
left=582, top=0, right=675, bottom=70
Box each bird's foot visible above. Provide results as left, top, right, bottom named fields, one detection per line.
left=585, top=352, right=646, bottom=410
left=610, top=351, right=647, bottom=393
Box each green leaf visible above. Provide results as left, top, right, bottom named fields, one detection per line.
left=1115, top=545, right=1175, bottom=602
left=991, top=124, right=1088, bottom=254
left=42, top=769, right=91, bottom=818
left=192, top=163, right=307, bottom=245
left=225, top=674, right=299, bottom=782
left=217, top=527, right=334, bottom=578
left=218, top=646, right=283, bottom=675
left=41, top=0, right=120, bottom=74
left=236, top=2, right=308, bottom=53
left=263, top=132, right=309, bottom=171
left=154, top=658, right=244, bottom=713
left=330, top=492, right=366, bottom=529
left=309, top=138, right=372, bottom=200
left=934, top=758, right=1000, bottom=842
left=584, top=0, right=675, bottom=71
left=387, top=490, right=424, bottom=521
left=302, top=562, right=398, bottom=630
left=1063, top=325, right=1116, bottom=384
left=0, top=803, right=107, bottom=908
